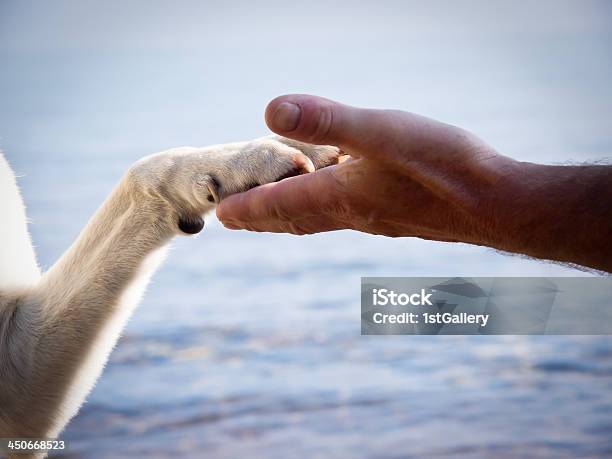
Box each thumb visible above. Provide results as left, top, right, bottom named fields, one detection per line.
left=265, top=94, right=396, bottom=157
left=265, top=94, right=486, bottom=170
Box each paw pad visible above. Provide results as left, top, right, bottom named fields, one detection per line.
left=178, top=216, right=205, bottom=234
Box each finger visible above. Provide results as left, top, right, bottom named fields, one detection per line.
left=265, top=94, right=475, bottom=165
left=265, top=94, right=396, bottom=156
left=216, top=167, right=344, bottom=231
left=222, top=214, right=347, bottom=235
left=217, top=175, right=318, bottom=223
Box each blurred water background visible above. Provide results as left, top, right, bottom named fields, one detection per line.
left=1, top=1, right=611, bottom=457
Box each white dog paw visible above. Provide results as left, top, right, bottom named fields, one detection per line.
left=220, top=136, right=341, bottom=197
left=128, top=136, right=340, bottom=235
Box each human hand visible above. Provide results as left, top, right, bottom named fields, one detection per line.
left=217, top=95, right=517, bottom=242
left=217, top=95, right=612, bottom=271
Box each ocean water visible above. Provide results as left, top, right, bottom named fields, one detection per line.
left=1, top=1, right=611, bottom=457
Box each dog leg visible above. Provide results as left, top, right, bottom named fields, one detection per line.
left=0, top=138, right=339, bottom=454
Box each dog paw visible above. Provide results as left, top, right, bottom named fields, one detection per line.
left=219, top=135, right=342, bottom=197
left=269, top=135, right=342, bottom=170
left=127, top=137, right=341, bottom=235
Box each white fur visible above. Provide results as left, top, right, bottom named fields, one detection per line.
left=0, top=155, right=41, bottom=289
left=0, top=137, right=339, bottom=458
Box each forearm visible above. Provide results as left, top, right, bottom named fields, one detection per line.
left=488, top=162, right=612, bottom=271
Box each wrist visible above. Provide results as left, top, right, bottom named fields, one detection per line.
left=485, top=161, right=612, bottom=271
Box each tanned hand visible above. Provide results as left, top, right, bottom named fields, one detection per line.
left=217, top=94, right=612, bottom=272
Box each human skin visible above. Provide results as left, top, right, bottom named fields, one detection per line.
left=216, top=94, right=612, bottom=272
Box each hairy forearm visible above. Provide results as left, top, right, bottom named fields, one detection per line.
left=488, top=162, right=612, bottom=271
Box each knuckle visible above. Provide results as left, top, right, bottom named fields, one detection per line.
left=321, top=170, right=355, bottom=224
left=285, top=220, right=314, bottom=236
left=242, top=222, right=266, bottom=233
left=448, top=125, right=481, bottom=152
left=270, top=199, right=294, bottom=222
